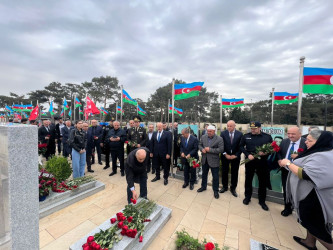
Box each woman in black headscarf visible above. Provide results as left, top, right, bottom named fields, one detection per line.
left=280, top=130, right=333, bottom=250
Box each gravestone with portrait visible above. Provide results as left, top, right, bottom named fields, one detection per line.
left=0, top=124, right=39, bottom=249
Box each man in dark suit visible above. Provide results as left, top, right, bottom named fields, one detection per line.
left=61, top=120, right=73, bottom=158
left=38, top=119, right=56, bottom=160
left=277, top=126, right=307, bottom=216
left=219, top=120, right=243, bottom=197
left=150, top=122, right=172, bottom=185
left=83, top=122, right=94, bottom=173
left=146, top=123, right=154, bottom=173
left=180, top=127, right=199, bottom=190
left=88, top=120, right=103, bottom=165
left=55, top=118, right=65, bottom=155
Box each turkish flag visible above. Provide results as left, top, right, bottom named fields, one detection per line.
left=29, top=105, right=39, bottom=121
left=85, top=96, right=100, bottom=115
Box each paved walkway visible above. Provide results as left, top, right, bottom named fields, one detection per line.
left=39, top=163, right=327, bottom=250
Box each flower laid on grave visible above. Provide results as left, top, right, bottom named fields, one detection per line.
left=39, top=169, right=56, bottom=198
left=83, top=199, right=156, bottom=249
left=38, top=143, right=48, bottom=156
left=52, top=176, right=95, bottom=193
left=187, top=157, right=200, bottom=168
left=205, top=242, right=216, bottom=250
left=240, top=141, right=280, bottom=165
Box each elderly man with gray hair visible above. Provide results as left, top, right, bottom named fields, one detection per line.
left=198, top=125, right=224, bottom=199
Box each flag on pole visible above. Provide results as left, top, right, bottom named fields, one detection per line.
left=137, top=105, right=146, bottom=116
left=49, top=100, right=54, bottom=115
left=60, top=108, right=64, bottom=117
left=79, top=107, right=83, bottom=114
left=75, top=97, right=82, bottom=107
left=23, top=104, right=33, bottom=112
left=63, top=98, right=69, bottom=110
left=174, top=82, right=204, bottom=100
left=303, top=67, right=333, bottom=94
left=12, top=104, right=23, bottom=111
left=222, top=98, right=245, bottom=108
left=29, top=105, right=39, bottom=121
left=100, top=107, right=109, bottom=115
left=68, top=109, right=72, bottom=117
left=85, top=96, right=100, bottom=115
left=14, top=113, right=22, bottom=119
left=274, top=92, right=298, bottom=104
left=5, top=105, right=14, bottom=112
left=117, top=106, right=124, bottom=114
left=169, top=104, right=183, bottom=116
left=122, top=89, right=137, bottom=106
left=41, top=111, right=47, bottom=116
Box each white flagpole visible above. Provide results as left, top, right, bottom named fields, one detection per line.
left=120, top=85, right=123, bottom=125
left=168, top=99, right=170, bottom=123
left=115, top=102, right=118, bottom=121
left=220, top=95, right=223, bottom=132
left=171, top=79, right=175, bottom=178
left=297, top=56, right=305, bottom=127
left=271, top=88, right=275, bottom=126
left=74, top=95, right=76, bottom=122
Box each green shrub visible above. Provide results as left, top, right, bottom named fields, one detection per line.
left=45, top=156, right=72, bottom=182
left=176, top=230, right=204, bottom=250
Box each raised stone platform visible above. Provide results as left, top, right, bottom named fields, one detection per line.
left=69, top=200, right=172, bottom=250
left=39, top=180, right=105, bottom=219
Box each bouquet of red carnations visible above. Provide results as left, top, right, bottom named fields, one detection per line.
left=241, top=141, right=280, bottom=165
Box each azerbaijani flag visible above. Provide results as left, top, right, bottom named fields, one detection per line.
left=117, top=106, right=124, bottom=114
left=75, top=97, right=82, bottom=107
left=12, top=104, right=23, bottom=111
left=23, top=104, right=33, bottom=112
left=68, top=109, right=72, bottom=117
left=137, top=105, right=146, bottom=116
left=100, top=107, right=109, bottom=115
left=79, top=107, right=83, bottom=114
left=5, top=105, right=13, bottom=112
left=222, top=98, right=245, bottom=108
left=169, top=104, right=183, bottom=117
left=274, top=92, right=298, bottom=104
left=174, top=82, right=204, bottom=100
left=63, top=99, right=69, bottom=110
left=303, top=67, right=333, bottom=94
left=49, top=100, right=54, bottom=115
left=60, top=108, right=64, bottom=117
left=123, top=89, right=137, bottom=106
left=41, top=111, right=47, bottom=116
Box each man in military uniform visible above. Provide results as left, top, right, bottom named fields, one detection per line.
left=127, top=116, right=147, bottom=153
left=101, top=119, right=114, bottom=170
left=240, top=121, right=273, bottom=211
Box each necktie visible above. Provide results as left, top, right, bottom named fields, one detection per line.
left=230, top=132, right=233, bottom=144
left=288, top=143, right=295, bottom=160
left=157, top=132, right=161, bottom=142
left=185, top=138, right=188, bottom=147
left=46, top=127, right=49, bottom=132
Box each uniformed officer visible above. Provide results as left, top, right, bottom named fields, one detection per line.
left=102, top=119, right=114, bottom=170
left=240, top=121, right=273, bottom=211
left=127, top=116, right=147, bottom=153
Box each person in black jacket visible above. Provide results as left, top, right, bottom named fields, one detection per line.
left=87, top=120, right=103, bottom=165
left=55, top=118, right=65, bottom=155
left=277, top=126, right=307, bottom=217
left=38, top=119, right=56, bottom=160
left=101, top=120, right=114, bottom=170
left=150, top=122, right=172, bottom=185
left=180, top=127, right=199, bottom=190
left=61, top=120, right=73, bottom=158
left=125, top=148, right=150, bottom=204
left=146, top=123, right=154, bottom=173
left=219, top=120, right=243, bottom=197
left=106, top=121, right=127, bottom=176
left=69, top=121, right=87, bottom=178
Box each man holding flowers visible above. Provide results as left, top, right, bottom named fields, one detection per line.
left=277, top=126, right=307, bottom=217
left=240, top=121, right=273, bottom=211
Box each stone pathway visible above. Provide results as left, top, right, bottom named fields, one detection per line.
left=39, top=162, right=327, bottom=250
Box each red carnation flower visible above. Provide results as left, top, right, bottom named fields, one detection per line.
left=205, top=242, right=215, bottom=250
left=127, top=229, right=133, bottom=237
left=132, top=228, right=137, bottom=237
left=117, top=221, right=123, bottom=229
left=73, top=185, right=78, bottom=188
left=139, top=235, right=143, bottom=242
left=272, top=141, right=277, bottom=146
left=127, top=216, right=133, bottom=223
left=110, top=218, right=116, bottom=224
left=87, top=236, right=94, bottom=243
left=298, top=148, right=304, bottom=153
left=143, top=219, right=151, bottom=222
left=130, top=198, right=137, bottom=204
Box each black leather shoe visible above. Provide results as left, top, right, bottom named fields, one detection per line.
left=259, top=202, right=269, bottom=211
left=151, top=177, right=160, bottom=182
left=182, top=183, right=189, bottom=188
left=230, top=189, right=238, bottom=197
left=293, top=236, right=317, bottom=250
left=243, top=198, right=251, bottom=205
left=214, top=191, right=219, bottom=199
left=103, top=165, right=110, bottom=170
left=219, top=187, right=228, bottom=193
left=121, top=172, right=125, bottom=177
left=109, top=172, right=117, bottom=176
left=197, top=187, right=206, bottom=192
left=281, top=208, right=292, bottom=217
left=88, top=169, right=94, bottom=173
left=98, top=162, right=103, bottom=165
left=190, top=184, right=194, bottom=190
left=164, top=179, right=168, bottom=185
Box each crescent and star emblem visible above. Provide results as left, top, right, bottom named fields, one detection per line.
left=182, top=88, right=190, bottom=94
left=330, top=75, right=333, bottom=85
